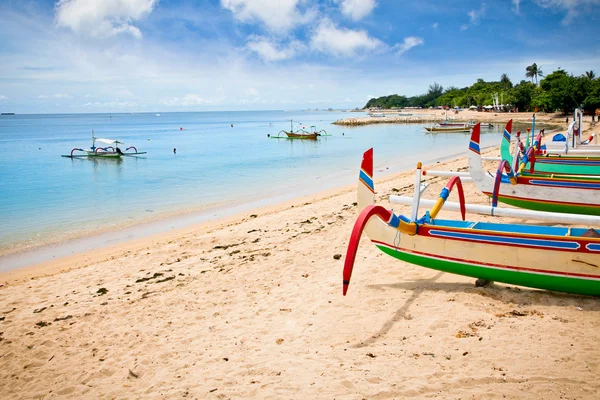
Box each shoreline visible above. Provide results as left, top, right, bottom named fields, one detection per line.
left=332, top=108, right=584, bottom=131
left=0, top=144, right=479, bottom=276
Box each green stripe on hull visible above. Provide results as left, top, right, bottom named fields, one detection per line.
left=501, top=141, right=600, bottom=175
left=377, top=245, right=600, bottom=297
left=525, top=162, right=600, bottom=176
left=493, top=195, right=600, bottom=216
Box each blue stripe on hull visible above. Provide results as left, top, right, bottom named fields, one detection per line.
left=428, top=229, right=581, bottom=250
left=587, top=243, right=600, bottom=252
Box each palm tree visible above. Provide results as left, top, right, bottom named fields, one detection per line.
left=500, top=73, right=512, bottom=89
left=585, top=70, right=596, bottom=80
left=525, top=63, right=544, bottom=85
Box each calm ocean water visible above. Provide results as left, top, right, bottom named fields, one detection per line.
left=0, top=110, right=503, bottom=264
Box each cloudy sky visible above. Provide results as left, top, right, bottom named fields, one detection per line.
left=0, top=0, right=599, bottom=113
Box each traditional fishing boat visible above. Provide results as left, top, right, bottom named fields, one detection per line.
left=271, top=120, right=328, bottom=140
left=62, top=130, right=146, bottom=158
left=468, top=122, right=600, bottom=215
left=343, top=148, right=600, bottom=297
left=501, top=120, right=600, bottom=175
left=439, top=120, right=493, bottom=128
left=285, top=131, right=318, bottom=139
left=424, top=124, right=471, bottom=133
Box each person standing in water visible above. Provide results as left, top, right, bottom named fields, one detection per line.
left=173, top=148, right=176, bottom=154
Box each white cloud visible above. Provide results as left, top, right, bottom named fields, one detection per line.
left=0, top=95, right=7, bottom=100
left=512, top=0, right=521, bottom=14
left=246, top=35, right=304, bottom=61
left=309, top=19, right=383, bottom=57
left=162, top=94, right=226, bottom=107
left=533, top=0, right=600, bottom=24
left=220, top=0, right=313, bottom=32
left=396, top=36, right=424, bottom=56
left=337, top=0, right=377, bottom=21
left=461, top=2, right=486, bottom=31
left=83, top=100, right=137, bottom=108
left=432, top=22, right=438, bottom=29
left=55, top=0, right=158, bottom=38
left=38, top=93, right=72, bottom=99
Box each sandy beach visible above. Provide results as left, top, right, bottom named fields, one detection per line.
left=335, top=109, right=600, bottom=140
left=1, top=140, right=599, bottom=399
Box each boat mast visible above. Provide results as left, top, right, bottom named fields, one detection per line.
left=91, top=129, right=96, bottom=151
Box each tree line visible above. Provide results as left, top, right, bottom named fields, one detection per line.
left=364, top=65, right=599, bottom=114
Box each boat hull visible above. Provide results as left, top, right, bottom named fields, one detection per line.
left=425, top=126, right=471, bottom=133
left=285, top=132, right=318, bottom=140
left=375, top=237, right=600, bottom=297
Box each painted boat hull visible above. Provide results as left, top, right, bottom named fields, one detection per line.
left=468, top=123, right=600, bottom=215
left=285, top=131, right=318, bottom=139
left=501, top=128, right=600, bottom=175
left=425, top=126, right=471, bottom=133
left=346, top=148, right=600, bottom=297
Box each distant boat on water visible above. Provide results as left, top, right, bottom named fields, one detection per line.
left=1, top=112, right=16, bottom=115
left=61, top=130, right=147, bottom=159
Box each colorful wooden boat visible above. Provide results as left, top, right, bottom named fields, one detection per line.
left=439, top=121, right=493, bottom=128
left=468, top=123, right=600, bottom=215
left=285, top=131, right=318, bottom=140
left=62, top=131, right=146, bottom=159
left=500, top=121, right=600, bottom=175
left=425, top=124, right=471, bottom=133
left=343, top=148, right=600, bottom=297
left=271, top=120, right=328, bottom=140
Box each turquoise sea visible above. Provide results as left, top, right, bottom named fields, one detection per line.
left=0, top=111, right=504, bottom=269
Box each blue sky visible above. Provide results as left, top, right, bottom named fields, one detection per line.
left=0, top=0, right=599, bottom=113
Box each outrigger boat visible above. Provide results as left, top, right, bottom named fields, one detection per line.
left=468, top=122, right=600, bottom=215
left=62, top=130, right=146, bottom=159
left=343, top=148, right=600, bottom=297
left=271, top=120, right=329, bottom=140
left=425, top=124, right=471, bottom=133
left=501, top=118, right=600, bottom=176
left=439, top=120, right=493, bottom=128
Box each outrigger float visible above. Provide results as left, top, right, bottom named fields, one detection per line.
left=469, top=122, right=600, bottom=215
left=343, top=146, right=600, bottom=297
left=62, top=130, right=146, bottom=159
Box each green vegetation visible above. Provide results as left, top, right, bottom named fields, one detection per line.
left=364, top=65, right=600, bottom=114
